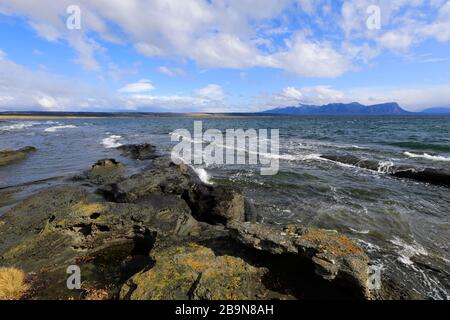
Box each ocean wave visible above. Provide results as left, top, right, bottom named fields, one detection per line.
left=171, top=154, right=213, bottom=185
left=404, top=152, right=450, bottom=162
left=0, top=122, right=40, bottom=131
left=192, top=167, right=212, bottom=185
left=390, top=237, right=428, bottom=266
left=390, top=141, right=450, bottom=153
left=44, top=125, right=77, bottom=132
left=377, top=161, right=395, bottom=173
left=102, top=135, right=123, bottom=148
left=350, top=228, right=371, bottom=234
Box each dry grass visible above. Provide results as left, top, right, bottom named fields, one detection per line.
left=0, top=267, right=29, bottom=300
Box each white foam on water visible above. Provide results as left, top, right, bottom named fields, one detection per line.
left=404, top=152, right=450, bottom=162
left=377, top=161, right=395, bottom=173
left=171, top=154, right=213, bottom=185
left=193, top=167, right=212, bottom=185
left=390, top=237, right=428, bottom=266
left=170, top=132, right=324, bottom=164
left=102, top=135, right=123, bottom=148
left=356, top=239, right=381, bottom=253
left=0, top=122, right=40, bottom=131
left=44, top=125, right=77, bottom=132
left=350, top=227, right=371, bottom=234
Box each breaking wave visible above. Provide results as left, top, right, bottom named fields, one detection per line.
left=404, top=152, right=450, bottom=162
left=102, top=135, right=123, bottom=148
left=44, top=125, right=77, bottom=132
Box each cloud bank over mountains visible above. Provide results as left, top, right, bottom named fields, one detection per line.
left=0, top=1, right=450, bottom=112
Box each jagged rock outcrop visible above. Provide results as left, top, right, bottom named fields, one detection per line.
left=117, top=144, right=158, bottom=160
left=0, top=152, right=373, bottom=300
left=321, top=154, right=450, bottom=188
left=99, top=157, right=253, bottom=225
left=228, top=222, right=371, bottom=299
left=0, top=146, right=36, bottom=167
left=120, top=243, right=278, bottom=300
left=85, top=159, right=124, bottom=185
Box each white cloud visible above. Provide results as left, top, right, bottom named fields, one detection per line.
left=2, top=48, right=450, bottom=112
left=267, top=34, right=350, bottom=77
left=118, top=79, right=154, bottom=94
left=157, top=66, right=186, bottom=77
left=195, top=84, right=225, bottom=101
left=0, top=49, right=118, bottom=111
left=0, top=0, right=353, bottom=77
left=269, top=86, right=346, bottom=107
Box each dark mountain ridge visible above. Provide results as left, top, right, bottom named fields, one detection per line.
left=263, top=102, right=411, bottom=115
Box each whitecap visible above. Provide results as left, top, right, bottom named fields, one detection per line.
left=171, top=154, right=213, bottom=185
left=192, top=167, right=212, bottom=185
left=390, top=237, right=428, bottom=266
left=377, top=161, right=394, bottom=173
left=102, top=135, right=123, bottom=148
left=350, top=227, right=370, bottom=234
left=0, top=122, right=39, bottom=131
left=404, top=152, right=450, bottom=162
left=44, top=125, right=77, bottom=132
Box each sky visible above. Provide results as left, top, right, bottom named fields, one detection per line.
left=0, top=0, right=450, bottom=112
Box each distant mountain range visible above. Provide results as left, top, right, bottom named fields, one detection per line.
left=263, top=102, right=412, bottom=115
left=1, top=105, right=449, bottom=117
left=421, top=107, right=450, bottom=115
left=263, top=102, right=450, bottom=116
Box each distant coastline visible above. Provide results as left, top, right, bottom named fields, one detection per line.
left=1, top=107, right=450, bottom=119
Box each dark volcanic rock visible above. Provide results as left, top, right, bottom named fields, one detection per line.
left=85, top=159, right=125, bottom=185
left=0, top=146, right=36, bottom=166
left=182, top=184, right=247, bottom=225
left=120, top=243, right=280, bottom=300
left=0, top=185, right=199, bottom=299
left=392, top=167, right=450, bottom=187
left=117, top=144, right=158, bottom=160
left=0, top=154, right=373, bottom=300
left=100, top=157, right=251, bottom=225
left=321, top=154, right=450, bottom=188
left=228, top=222, right=371, bottom=299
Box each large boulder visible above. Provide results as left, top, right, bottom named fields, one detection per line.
left=85, top=159, right=124, bottom=185
left=228, top=222, right=371, bottom=299
left=0, top=186, right=200, bottom=299
left=117, top=144, right=158, bottom=160
left=120, top=243, right=283, bottom=300
left=100, top=157, right=252, bottom=225
left=321, top=154, right=450, bottom=188
left=0, top=146, right=36, bottom=166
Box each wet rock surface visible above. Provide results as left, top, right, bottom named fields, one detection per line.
left=0, top=151, right=374, bottom=300
left=117, top=144, right=158, bottom=160
left=0, top=146, right=36, bottom=167
left=321, top=154, right=450, bottom=188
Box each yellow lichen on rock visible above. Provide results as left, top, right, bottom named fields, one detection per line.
left=73, top=202, right=106, bottom=217
left=0, top=267, right=29, bottom=300
left=121, top=243, right=268, bottom=300
left=297, top=228, right=364, bottom=256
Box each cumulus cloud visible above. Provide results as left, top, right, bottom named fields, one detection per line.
left=118, top=79, right=155, bottom=93
left=195, top=84, right=225, bottom=101
left=0, top=0, right=449, bottom=77
left=0, top=0, right=351, bottom=77
left=0, top=49, right=118, bottom=110
left=0, top=50, right=232, bottom=112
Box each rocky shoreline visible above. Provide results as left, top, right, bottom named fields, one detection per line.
left=0, top=144, right=375, bottom=300
left=0, top=146, right=36, bottom=167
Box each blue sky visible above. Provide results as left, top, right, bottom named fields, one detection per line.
left=0, top=0, right=450, bottom=112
